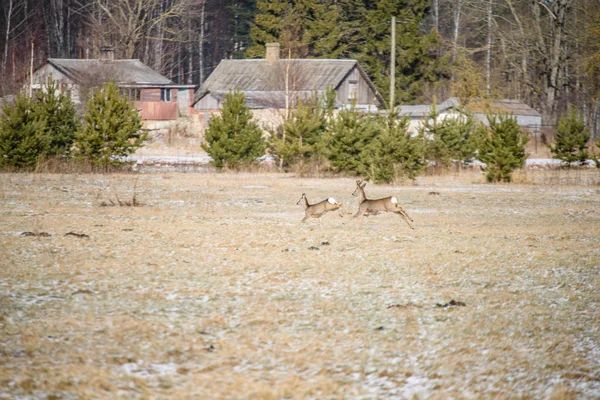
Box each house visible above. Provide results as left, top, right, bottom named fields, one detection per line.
left=28, top=47, right=195, bottom=121
left=192, top=43, right=384, bottom=128
left=398, top=97, right=543, bottom=134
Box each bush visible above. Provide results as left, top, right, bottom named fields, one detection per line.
left=74, top=80, right=145, bottom=170
left=550, top=108, right=591, bottom=166
left=0, top=92, right=48, bottom=170
left=202, top=90, right=266, bottom=169
left=478, top=115, right=527, bottom=183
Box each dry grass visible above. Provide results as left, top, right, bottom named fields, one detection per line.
left=1, top=171, right=599, bottom=399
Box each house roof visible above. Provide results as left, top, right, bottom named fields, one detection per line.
left=463, top=98, right=541, bottom=117
left=193, top=59, right=384, bottom=108
left=398, top=98, right=541, bottom=118
left=206, top=90, right=328, bottom=109
left=47, top=58, right=179, bottom=87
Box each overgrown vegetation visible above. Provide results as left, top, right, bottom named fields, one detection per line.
left=203, top=93, right=542, bottom=183
left=201, top=90, right=266, bottom=169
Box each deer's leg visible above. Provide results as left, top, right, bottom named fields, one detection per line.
left=302, top=214, right=311, bottom=222
left=396, top=209, right=414, bottom=229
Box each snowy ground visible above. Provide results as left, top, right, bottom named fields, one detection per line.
left=1, top=172, right=599, bottom=399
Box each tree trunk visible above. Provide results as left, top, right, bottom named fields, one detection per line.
left=198, top=0, right=206, bottom=85
left=433, top=0, right=439, bottom=32
left=452, top=0, right=462, bottom=64
left=545, top=0, right=570, bottom=123
left=486, top=0, right=493, bottom=96
left=3, top=0, right=13, bottom=75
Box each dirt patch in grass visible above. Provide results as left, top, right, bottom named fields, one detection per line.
left=1, top=172, right=599, bottom=398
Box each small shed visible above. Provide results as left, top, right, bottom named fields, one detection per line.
left=29, top=48, right=195, bottom=121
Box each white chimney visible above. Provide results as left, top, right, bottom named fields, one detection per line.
left=265, top=43, right=280, bottom=64
left=99, top=46, right=115, bottom=62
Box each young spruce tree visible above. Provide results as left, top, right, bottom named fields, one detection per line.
left=327, top=106, right=379, bottom=176
left=34, top=75, right=80, bottom=157
left=75, top=80, right=145, bottom=170
left=269, top=89, right=334, bottom=171
left=202, top=90, right=266, bottom=169
left=0, top=92, right=48, bottom=169
left=364, top=112, right=425, bottom=183
left=421, top=103, right=477, bottom=169
left=550, top=108, right=591, bottom=166
left=478, top=115, right=527, bottom=183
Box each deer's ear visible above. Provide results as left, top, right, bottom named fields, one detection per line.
left=361, top=182, right=367, bottom=188
left=356, top=180, right=361, bottom=184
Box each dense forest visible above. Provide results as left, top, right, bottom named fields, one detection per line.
left=1, top=0, right=599, bottom=135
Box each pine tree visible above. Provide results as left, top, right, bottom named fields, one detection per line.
left=327, top=106, right=379, bottom=176
left=365, top=112, right=425, bottom=183
left=0, top=92, right=48, bottom=169
left=550, top=108, right=591, bottom=166
left=478, top=115, right=527, bottom=183
left=75, top=80, right=145, bottom=170
left=33, top=75, right=80, bottom=157
left=201, top=90, right=266, bottom=169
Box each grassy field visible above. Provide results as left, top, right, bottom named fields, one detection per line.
left=1, top=171, right=599, bottom=399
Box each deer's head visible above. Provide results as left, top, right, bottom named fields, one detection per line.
left=296, top=193, right=307, bottom=206
left=352, top=180, right=366, bottom=197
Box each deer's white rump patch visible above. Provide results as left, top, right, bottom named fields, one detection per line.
left=328, top=198, right=337, bottom=204
left=391, top=197, right=398, bottom=204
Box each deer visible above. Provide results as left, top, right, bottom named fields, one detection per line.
left=296, top=193, right=345, bottom=227
left=351, top=180, right=414, bottom=229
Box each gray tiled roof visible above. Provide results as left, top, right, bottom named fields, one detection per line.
left=48, top=59, right=173, bottom=86
left=194, top=59, right=383, bottom=106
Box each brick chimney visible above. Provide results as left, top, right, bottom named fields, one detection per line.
left=99, top=46, right=115, bottom=62
left=265, top=43, right=280, bottom=64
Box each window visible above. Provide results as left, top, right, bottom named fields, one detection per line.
left=119, top=88, right=141, bottom=101
left=348, top=79, right=358, bottom=101
left=161, top=88, right=171, bottom=102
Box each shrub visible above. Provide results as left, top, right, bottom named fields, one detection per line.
left=74, top=80, right=145, bottom=170
left=478, top=115, right=527, bottom=183
left=550, top=108, right=591, bottom=166
left=201, top=90, right=266, bottom=169
left=0, top=92, right=48, bottom=170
